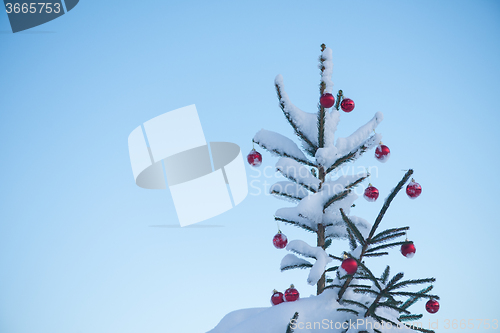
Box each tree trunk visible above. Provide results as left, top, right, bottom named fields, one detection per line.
left=316, top=166, right=326, bottom=295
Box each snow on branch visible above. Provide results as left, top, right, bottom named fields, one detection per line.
left=323, top=111, right=340, bottom=148
left=317, top=112, right=383, bottom=171
left=335, top=112, right=383, bottom=157
left=323, top=172, right=368, bottom=192
left=280, top=254, right=313, bottom=271
left=272, top=173, right=366, bottom=229
left=253, top=129, right=314, bottom=167
left=320, top=47, right=334, bottom=94
left=270, top=181, right=310, bottom=201
left=275, top=209, right=317, bottom=232
left=286, top=240, right=332, bottom=285
left=276, top=158, right=321, bottom=192
left=289, top=173, right=366, bottom=224
left=275, top=75, right=318, bottom=153
left=325, top=132, right=383, bottom=174
left=325, top=215, right=371, bottom=240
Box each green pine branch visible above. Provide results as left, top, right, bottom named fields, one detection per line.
left=270, top=190, right=306, bottom=202
left=340, top=208, right=367, bottom=247
left=366, top=241, right=407, bottom=253
left=401, top=286, right=433, bottom=310
left=367, top=169, right=414, bottom=241
left=353, top=288, right=379, bottom=296
left=346, top=228, right=357, bottom=251
left=328, top=254, right=343, bottom=261
left=323, top=189, right=351, bottom=210
left=355, top=259, right=383, bottom=290
left=399, top=314, right=423, bottom=322
left=369, top=232, right=407, bottom=245
left=323, top=238, right=332, bottom=250
left=323, top=284, right=342, bottom=290
left=326, top=143, right=370, bottom=174
left=286, top=312, right=299, bottom=333
left=389, top=291, right=440, bottom=299
left=377, top=301, right=411, bottom=314
left=336, top=308, right=359, bottom=315
left=337, top=257, right=382, bottom=301
left=364, top=252, right=389, bottom=257
left=380, top=266, right=390, bottom=284
left=340, top=299, right=369, bottom=310
left=281, top=263, right=314, bottom=271
left=371, top=227, right=410, bottom=242
left=275, top=217, right=316, bottom=233
left=348, top=284, right=372, bottom=289
left=277, top=171, right=318, bottom=193
left=386, top=272, right=404, bottom=289
left=389, top=278, right=436, bottom=291
left=323, top=174, right=368, bottom=211
left=334, top=90, right=343, bottom=111
left=253, top=139, right=316, bottom=167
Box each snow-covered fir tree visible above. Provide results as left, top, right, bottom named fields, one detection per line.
left=208, top=44, right=439, bottom=333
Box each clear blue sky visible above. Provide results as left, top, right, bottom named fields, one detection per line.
left=1, top=1, right=499, bottom=332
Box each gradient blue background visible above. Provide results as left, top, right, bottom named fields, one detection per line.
left=1, top=1, right=499, bottom=332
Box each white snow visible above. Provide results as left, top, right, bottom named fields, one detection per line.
left=324, top=214, right=371, bottom=240
left=280, top=253, right=312, bottom=270
left=316, top=112, right=383, bottom=170
left=274, top=207, right=317, bottom=231
left=275, top=158, right=321, bottom=192
left=286, top=240, right=332, bottom=285
left=320, top=47, right=334, bottom=93
left=314, top=111, right=341, bottom=167
left=335, top=112, right=383, bottom=157
left=283, top=173, right=365, bottom=225
left=273, top=173, right=367, bottom=231
left=207, top=289, right=417, bottom=333
left=323, top=172, right=367, bottom=190
left=275, top=75, right=319, bottom=147
left=323, top=110, right=340, bottom=147
left=270, top=181, right=310, bottom=201
left=323, top=192, right=358, bottom=217
left=253, top=129, right=310, bottom=163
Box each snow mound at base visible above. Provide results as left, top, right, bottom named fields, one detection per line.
left=207, top=288, right=416, bottom=333
left=207, top=290, right=342, bottom=333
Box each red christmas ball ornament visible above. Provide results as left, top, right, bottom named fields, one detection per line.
left=406, top=179, right=422, bottom=199
left=374, top=143, right=390, bottom=163
left=363, top=184, right=379, bottom=202
left=271, top=290, right=285, bottom=306
left=425, top=299, right=440, bottom=314
left=247, top=149, right=262, bottom=167
left=340, top=98, right=355, bottom=112
left=284, top=285, right=299, bottom=302
left=320, top=93, right=335, bottom=108
left=341, top=257, right=358, bottom=275
left=273, top=231, right=288, bottom=249
left=400, top=241, right=416, bottom=258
